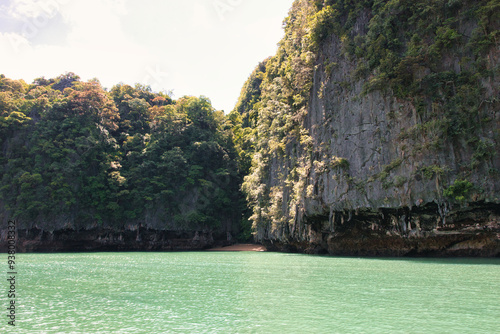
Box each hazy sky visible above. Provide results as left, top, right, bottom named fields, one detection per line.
left=0, top=0, right=294, bottom=112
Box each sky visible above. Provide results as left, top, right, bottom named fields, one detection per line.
left=0, top=0, right=294, bottom=112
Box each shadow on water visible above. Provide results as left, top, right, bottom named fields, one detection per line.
left=277, top=252, right=500, bottom=266
left=389, top=257, right=500, bottom=266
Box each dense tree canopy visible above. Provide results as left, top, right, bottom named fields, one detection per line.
left=0, top=73, right=242, bottom=234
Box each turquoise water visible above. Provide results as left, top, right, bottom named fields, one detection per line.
left=4, top=252, right=499, bottom=333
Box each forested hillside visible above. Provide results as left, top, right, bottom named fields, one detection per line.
left=0, top=73, right=243, bottom=250
left=234, top=0, right=499, bottom=256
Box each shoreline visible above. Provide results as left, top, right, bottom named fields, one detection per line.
left=1, top=226, right=497, bottom=256
left=208, top=244, right=267, bottom=252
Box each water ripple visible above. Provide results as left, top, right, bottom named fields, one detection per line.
left=12, top=253, right=500, bottom=333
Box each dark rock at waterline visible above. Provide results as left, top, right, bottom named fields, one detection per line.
left=0, top=227, right=233, bottom=253
left=262, top=202, right=500, bottom=257
left=1, top=204, right=497, bottom=256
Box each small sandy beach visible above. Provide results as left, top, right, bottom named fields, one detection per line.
left=209, top=244, right=267, bottom=252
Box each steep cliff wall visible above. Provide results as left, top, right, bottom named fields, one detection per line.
left=242, top=0, right=500, bottom=256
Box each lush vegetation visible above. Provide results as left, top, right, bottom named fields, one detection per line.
left=0, top=73, right=242, bottom=233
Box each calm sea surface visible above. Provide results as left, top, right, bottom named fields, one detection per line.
left=5, top=252, right=499, bottom=333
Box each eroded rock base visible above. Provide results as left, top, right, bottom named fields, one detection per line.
left=0, top=228, right=232, bottom=253
left=263, top=203, right=500, bottom=257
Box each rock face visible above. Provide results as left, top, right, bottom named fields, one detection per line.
left=0, top=227, right=231, bottom=253
left=242, top=0, right=500, bottom=256
left=264, top=202, right=500, bottom=257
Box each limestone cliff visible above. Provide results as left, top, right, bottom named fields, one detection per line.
left=241, top=0, right=500, bottom=256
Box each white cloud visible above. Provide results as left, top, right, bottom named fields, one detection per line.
left=0, top=32, right=31, bottom=55
left=107, top=0, right=128, bottom=15
left=8, top=0, right=69, bottom=19
left=60, top=0, right=127, bottom=47
left=1, top=0, right=294, bottom=112
left=189, top=1, right=214, bottom=30
left=1, top=0, right=155, bottom=86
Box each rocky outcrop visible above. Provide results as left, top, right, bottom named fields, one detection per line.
left=0, top=227, right=233, bottom=253
left=264, top=202, right=499, bottom=257
left=242, top=0, right=500, bottom=256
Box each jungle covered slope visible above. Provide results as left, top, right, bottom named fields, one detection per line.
left=235, top=0, right=500, bottom=256
left=0, top=73, right=243, bottom=251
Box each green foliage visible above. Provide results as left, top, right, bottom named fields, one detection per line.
left=420, top=165, right=449, bottom=180
left=330, top=156, right=350, bottom=170
left=232, top=59, right=268, bottom=128
left=52, top=72, right=80, bottom=91
left=308, top=5, right=341, bottom=46
left=444, top=179, right=474, bottom=202
left=394, top=176, right=407, bottom=188
left=236, top=218, right=254, bottom=242
left=471, top=139, right=496, bottom=169
left=375, top=158, right=403, bottom=181
left=0, top=74, right=240, bottom=231
left=353, top=0, right=499, bottom=151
